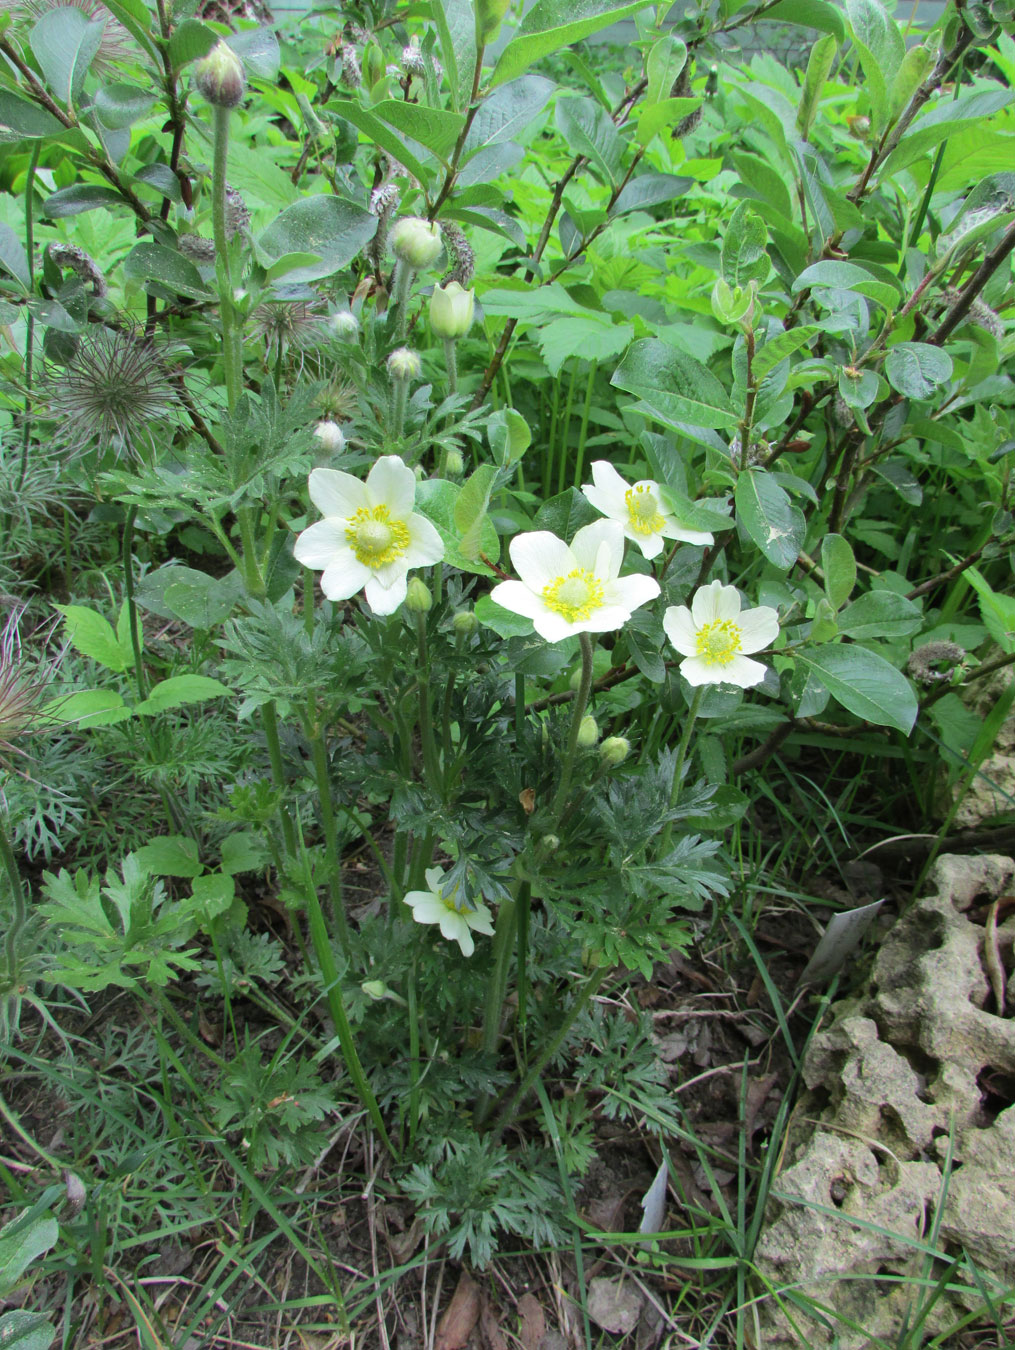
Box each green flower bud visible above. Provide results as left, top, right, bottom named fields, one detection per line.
left=541, top=834, right=560, bottom=853
left=445, top=449, right=464, bottom=476
left=406, top=578, right=433, bottom=613
left=362, top=979, right=388, bottom=1000
left=390, top=216, right=443, bottom=270
left=430, top=281, right=475, bottom=340
left=194, top=41, right=245, bottom=108
left=362, top=40, right=386, bottom=89
left=577, top=715, right=599, bottom=748
left=313, top=420, right=345, bottom=452
left=453, top=609, right=478, bottom=637
left=330, top=311, right=359, bottom=340
left=476, top=0, right=511, bottom=40
left=600, top=736, right=630, bottom=767
left=387, top=347, right=422, bottom=382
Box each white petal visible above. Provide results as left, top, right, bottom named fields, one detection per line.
left=365, top=571, right=409, bottom=615
left=424, top=867, right=445, bottom=891
left=466, top=903, right=495, bottom=936
left=531, top=609, right=581, bottom=643
left=691, top=580, right=740, bottom=626
left=409, top=898, right=445, bottom=924
left=607, top=573, right=660, bottom=615
left=662, top=521, right=714, bottom=547
left=581, top=604, right=638, bottom=633
left=320, top=554, right=371, bottom=601
left=437, top=910, right=473, bottom=955
left=679, top=655, right=725, bottom=686
left=365, top=455, right=415, bottom=516
left=293, top=519, right=347, bottom=569
left=403, top=513, right=446, bottom=567
left=308, top=468, right=368, bottom=519
left=570, top=519, right=623, bottom=576
left=737, top=606, right=780, bottom=654
left=721, top=654, right=769, bottom=688
left=586, top=461, right=630, bottom=512
left=509, top=531, right=573, bottom=590
left=490, top=580, right=544, bottom=621
left=582, top=484, right=624, bottom=521
left=630, top=529, right=664, bottom=560
left=663, top=605, right=698, bottom=657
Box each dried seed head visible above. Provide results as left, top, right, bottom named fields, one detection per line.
left=46, top=243, right=107, bottom=298
left=1, top=0, right=135, bottom=75
left=908, top=641, right=966, bottom=685
left=0, top=605, right=61, bottom=769
left=45, top=326, right=180, bottom=461
left=367, top=183, right=401, bottom=273
left=250, top=301, right=328, bottom=366
left=402, top=38, right=425, bottom=75
left=225, top=186, right=250, bottom=240
left=439, top=221, right=474, bottom=287
left=179, top=234, right=217, bottom=265
left=337, top=42, right=361, bottom=89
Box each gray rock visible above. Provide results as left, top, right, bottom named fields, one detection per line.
left=755, top=854, right=1015, bottom=1348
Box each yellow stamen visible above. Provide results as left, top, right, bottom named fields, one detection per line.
left=625, top=484, right=666, bottom=537
left=439, top=882, right=472, bottom=916
left=345, top=504, right=410, bottom=568
left=695, top=618, right=742, bottom=666
left=542, top=568, right=605, bottom=623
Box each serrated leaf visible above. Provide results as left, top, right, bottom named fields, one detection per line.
left=794, top=645, right=916, bottom=733
left=884, top=342, right=953, bottom=399
left=537, top=316, right=632, bottom=376
left=414, top=479, right=499, bottom=575
left=735, top=470, right=804, bottom=570
left=134, top=836, right=202, bottom=878
left=135, top=675, right=229, bottom=715
left=56, top=604, right=132, bottom=672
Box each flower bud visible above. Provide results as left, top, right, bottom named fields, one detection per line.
left=390, top=216, right=443, bottom=270
left=406, top=578, right=432, bottom=613
left=453, top=609, right=478, bottom=637
left=362, top=40, right=385, bottom=89
left=194, top=41, right=245, bottom=108
left=600, top=736, right=630, bottom=767
left=577, top=716, right=599, bottom=748
left=430, top=281, right=475, bottom=340
left=541, top=834, right=560, bottom=853
left=444, top=448, right=464, bottom=476
left=387, top=347, right=422, bottom=382
left=476, top=0, right=511, bottom=40
left=362, top=980, right=388, bottom=1000
left=330, top=311, right=360, bottom=340
left=313, top=420, right=345, bottom=453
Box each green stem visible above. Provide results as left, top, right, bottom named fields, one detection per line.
left=211, top=104, right=242, bottom=412
left=443, top=337, right=458, bottom=396
left=390, top=260, right=415, bottom=344
left=122, top=506, right=146, bottom=701
left=261, top=700, right=297, bottom=857
left=491, top=964, right=608, bottom=1140
left=479, top=893, right=517, bottom=1062
left=415, top=611, right=441, bottom=794
left=1, top=810, right=29, bottom=987
left=556, top=361, right=579, bottom=495
left=572, top=362, right=596, bottom=489
left=17, top=141, right=40, bottom=494
left=157, top=991, right=229, bottom=1069
left=391, top=378, right=409, bottom=440
left=300, top=835, right=397, bottom=1159
left=660, top=686, right=703, bottom=852
left=407, top=957, right=420, bottom=1147
left=551, top=632, right=594, bottom=817
left=309, top=720, right=351, bottom=954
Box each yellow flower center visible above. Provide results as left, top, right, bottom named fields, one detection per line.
left=695, top=619, right=742, bottom=666
left=625, top=485, right=666, bottom=536
left=439, top=882, right=471, bottom=916
left=542, top=568, right=605, bottom=623
left=345, top=505, right=410, bottom=568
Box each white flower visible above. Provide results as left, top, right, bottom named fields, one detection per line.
left=403, top=867, right=495, bottom=957
left=294, top=455, right=444, bottom=616
left=313, top=420, right=345, bottom=452
left=491, top=519, right=660, bottom=643
left=663, top=581, right=779, bottom=688
left=581, top=460, right=714, bottom=560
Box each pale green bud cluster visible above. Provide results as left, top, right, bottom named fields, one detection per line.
left=453, top=610, right=478, bottom=637
left=387, top=347, right=422, bottom=382
left=430, top=282, right=475, bottom=340
left=194, top=41, right=245, bottom=108
left=577, top=716, right=599, bottom=748
left=600, top=736, right=630, bottom=767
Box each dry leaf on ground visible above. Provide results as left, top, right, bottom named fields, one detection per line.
left=436, top=1271, right=481, bottom=1350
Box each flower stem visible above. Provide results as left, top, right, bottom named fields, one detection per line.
left=407, top=957, right=421, bottom=1147
left=491, top=963, right=607, bottom=1140
left=415, top=611, right=441, bottom=795
left=309, top=720, right=351, bottom=954
left=122, top=505, right=146, bottom=701
left=551, top=631, right=594, bottom=817
left=17, top=141, right=40, bottom=495
left=660, top=685, right=703, bottom=852
left=211, top=104, right=242, bottom=412
left=1, top=809, right=29, bottom=990
left=443, top=337, right=458, bottom=395
left=261, top=700, right=298, bottom=857
left=391, top=377, right=409, bottom=440
left=390, top=260, right=414, bottom=344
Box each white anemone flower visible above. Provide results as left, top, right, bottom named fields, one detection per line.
left=404, top=867, right=495, bottom=957
left=581, top=460, right=714, bottom=560
left=663, top=580, right=779, bottom=688
left=294, top=455, right=444, bottom=616
left=491, top=519, right=660, bottom=643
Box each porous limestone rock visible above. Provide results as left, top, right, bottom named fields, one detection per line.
left=755, top=854, right=1015, bottom=1348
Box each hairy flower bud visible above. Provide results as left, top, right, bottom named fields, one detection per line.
left=405, top=577, right=433, bottom=613
left=577, top=715, right=599, bottom=748
left=444, top=448, right=464, bottom=476
left=453, top=609, right=478, bottom=637
left=600, top=736, right=630, bottom=767
left=390, top=216, right=443, bottom=270
left=476, top=0, right=511, bottom=40
left=330, top=310, right=360, bottom=340
left=313, top=420, right=345, bottom=453
left=194, top=41, right=245, bottom=108
left=430, top=281, right=475, bottom=340
left=387, top=347, right=422, bottom=382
